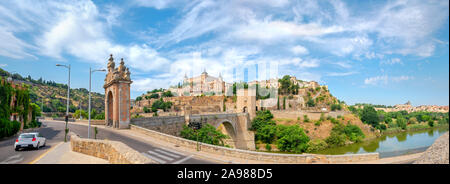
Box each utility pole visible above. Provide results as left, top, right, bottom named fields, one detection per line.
left=56, top=64, right=70, bottom=142
left=89, top=67, right=106, bottom=138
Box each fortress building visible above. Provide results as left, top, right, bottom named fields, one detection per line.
left=169, top=70, right=231, bottom=96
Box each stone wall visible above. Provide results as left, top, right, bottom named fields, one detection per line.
left=271, top=110, right=349, bottom=120
left=75, top=119, right=106, bottom=125
left=130, top=116, right=185, bottom=136
left=130, top=124, right=379, bottom=164
left=70, top=133, right=155, bottom=164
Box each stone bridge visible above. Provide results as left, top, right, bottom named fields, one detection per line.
left=130, top=113, right=255, bottom=150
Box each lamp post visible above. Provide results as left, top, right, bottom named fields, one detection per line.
left=56, top=64, right=70, bottom=142
left=89, top=67, right=106, bottom=138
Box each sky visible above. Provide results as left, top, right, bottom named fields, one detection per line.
left=0, top=0, right=448, bottom=106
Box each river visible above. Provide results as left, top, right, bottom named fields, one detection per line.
left=314, top=126, right=449, bottom=158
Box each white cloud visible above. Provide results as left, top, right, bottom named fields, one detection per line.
left=327, top=71, right=357, bottom=77
left=291, top=45, right=309, bottom=55
left=364, top=75, right=413, bottom=85
left=381, top=58, right=402, bottom=65
left=0, top=63, right=7, bottom=67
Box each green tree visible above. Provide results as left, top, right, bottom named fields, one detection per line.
left=360, top=105, right=380, bottom=128
left=250, top=110, right=275, bottom=131
left=74, top=109, right=88, bottom=119
left=397, top=116, right=407, bottom=130
left=276, top=125, right=310, bottom=153
left=180, top=124, right=228, bottom=146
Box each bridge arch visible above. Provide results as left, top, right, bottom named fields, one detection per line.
left=215, top=119, right=237, bottom=148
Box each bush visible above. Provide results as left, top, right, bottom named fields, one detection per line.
left=143, top=106, right=151, bottom=113
left=397, top=117, right=407, bottom=130
left=325, top=132, right=347, bottom=147
left=180, top=124, right=228, bottom=146
left=265, top=144, right=272, bottom=151
left=361, top=105, right=380, bottom=127
left=255, top=125, right=277, bottom=144
left=314, top=121, right=321, bottom=126
left=93, top=113, right=105, bottom=120
left=306, top=139, right=328, bottom=153
left=428, top=120, right=434, bottom=127
left=331, top=104, right=342, bottom=111
left=303, top=115, right=310, bottom=123
left=276, top=125, right=310, bottom=153
left=0, top=118, right=21, bottom=139
left=250, top=110, right=275, bottom=131
left=306, top=98, right=315, bottom=107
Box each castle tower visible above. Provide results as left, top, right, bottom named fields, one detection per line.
left=104, top=54, right=132, bottom=129
left=236, top=87, right=256, bottom=120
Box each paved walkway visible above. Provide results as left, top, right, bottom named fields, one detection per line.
left=33, top=142, right=108, bottom=164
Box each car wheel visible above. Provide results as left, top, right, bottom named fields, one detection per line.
left=15, top=147, right=19, bottom=151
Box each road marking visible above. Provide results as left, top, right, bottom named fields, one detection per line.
left=154, top=149, right=181, bottom=158
left=141, top=152, right=166, bottom=164
left=147, top=150, right=174, bottom=161
left=172, top=155, right=194, bottom=164
left=2, top=157, right=24, bottom=164
left=29, top=142, right=64, bottom=164
left=0, top=154, right=23, bottom=164
left=157, top=147, right=185, bottom=156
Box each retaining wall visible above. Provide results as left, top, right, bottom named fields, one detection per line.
left=130, top=124, right=379, bottom=164
left=70, top=133, right=155, bottom=164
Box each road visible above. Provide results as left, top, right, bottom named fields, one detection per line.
left=0, top=120, right=215, bottom=164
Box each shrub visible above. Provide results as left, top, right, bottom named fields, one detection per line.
left=361, top=105, right=380, bottom=127
left=306, top=139, right=328, bottom=153
left=276, top=125, right=310, bottom=153
left=330, top=117, right=339, bottom=125
left=320, top=113, right=325, bottom=122
left=255, top=125, right=277, bottom=144
left=250, top=110, right=275, bottom=131
left=397, top=117, right=407, bottom=130
left=0, top=118, right=20, bottom=139
left=331, top=104, right=342, bottom=111
left=265, top=144, right=272, bottom=151
left=428, top=120, right=434, bottom=127
left=314, top=121, right=321, bottom=126
left=325, top=132, right=347, bottom=147
left=303, top=115, right=310, bottom=123
left=180, top=124, right=228, bottom=146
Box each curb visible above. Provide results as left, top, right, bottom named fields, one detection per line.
left=29, top=142, right=64, bottom=164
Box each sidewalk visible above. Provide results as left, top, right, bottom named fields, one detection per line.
left=33, top=142, right=108, bottom=164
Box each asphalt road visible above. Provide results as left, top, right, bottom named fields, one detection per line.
left=0, top=120, right=216, bottom=164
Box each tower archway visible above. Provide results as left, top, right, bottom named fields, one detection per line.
left=103, top=54, right=132, bottom=129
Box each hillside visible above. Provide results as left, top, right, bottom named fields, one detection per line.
left=0, top=67, right=105, bottom=116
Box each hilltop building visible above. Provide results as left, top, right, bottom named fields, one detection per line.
left=169, top=70, right=231, bottom=96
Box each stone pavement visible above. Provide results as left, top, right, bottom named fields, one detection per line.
left=33, top=142, right=108, bottom=164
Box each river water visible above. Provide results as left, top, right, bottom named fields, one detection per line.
left=314, top=126, right=449, bottom=158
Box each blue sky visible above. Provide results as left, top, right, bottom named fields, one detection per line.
left=0, top=0, right=448, bottom=106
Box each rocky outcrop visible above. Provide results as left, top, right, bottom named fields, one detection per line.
left=414, top=132, right=449, bottom=164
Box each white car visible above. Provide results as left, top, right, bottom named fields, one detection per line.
left=14, top=133, right=46, bottom=151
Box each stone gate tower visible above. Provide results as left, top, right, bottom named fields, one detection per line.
left=104, top=54, right=132, bottom=129
left=236, top=87, right=256, bottom=120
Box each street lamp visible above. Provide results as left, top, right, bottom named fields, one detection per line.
left=88, top=67, right=106, bottom=138
left=56, top=64, right=70, bottom=142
